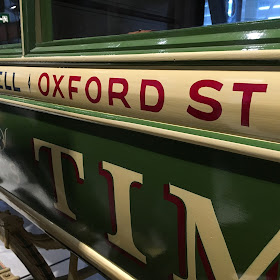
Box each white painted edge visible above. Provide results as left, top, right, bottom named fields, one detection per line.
left=0, top=97, right=280, bottom=163
left=19, top=0, right=25, bottom=57
left=2, top=49, right=280, bottom=62
left=0, top=187, right=136, bottom=280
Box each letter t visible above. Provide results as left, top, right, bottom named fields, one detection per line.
left=33, top=138, right=84, bottom=220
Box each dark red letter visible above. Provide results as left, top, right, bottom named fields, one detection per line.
left=140, top=79, right=164, bottom=112
left=108, top=78, right=130, bottom=108
left=69, top=76, right=81, bottom=100
left=233, top=83, right=267, bottom=127
left=38, top=73, right=49, bottom=96
left=85, top=77, right=101, bottom=103
left=53, top=75, right=64, bottom=98
left=187, top=80, right=223, bottom=121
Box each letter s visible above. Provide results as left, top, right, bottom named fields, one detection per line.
left=187, top=80, right=223, bottom=121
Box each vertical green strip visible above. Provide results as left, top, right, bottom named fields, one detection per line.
left=21, top=0, right=35, bottom=54
left=40, top=0, right=53, bottom=43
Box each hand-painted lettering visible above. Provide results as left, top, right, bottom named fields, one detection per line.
left=53, top=75, right=65, bottom=98
left=30, top=138, right=280, bottom=280
left=4, top=72, right=12, bottom=91
left=69, top=75, right=81, bottom=100
left=108, top=78, right=130, bottom=108
left=38, top=73, right=50, bottom=96
left=140, top=79, right=165, bottom=112
left=233, top=83, right=267, bottom=127
left=0, top=72, right=3, bottom=89
left=99, top=161, right=146, bottom=264
left=85, top=77, right=102, bottom=103
left=187, top=80, right=223, bottom=121
left=12, top=72, right=20, bottom=92
left=165, top=183, right=280, bottom=280
left=33, top=138, right=84, bottom=219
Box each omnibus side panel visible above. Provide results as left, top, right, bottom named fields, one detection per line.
left=0, top=103, right=279, bottom=279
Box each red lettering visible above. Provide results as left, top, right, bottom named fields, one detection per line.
left=38, top=73, right=49, bottom=96
left=187, top=80, right=223, bottom=121
left=53, top=75, right=64, bottom=98
left=140, top=79, right=164, bottom=112
left=108, top=78, right=130, bottom=108
left=233, top=83, right=267, bottom=127
left=69, top=76, right=81, bottom=100
left=85, top=77, right=101, bottom=103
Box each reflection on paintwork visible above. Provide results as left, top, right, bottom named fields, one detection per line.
left=0, top=104, right=279, bottom=279
left=212, top=170, right=249, bottom=225
left=158, top=39, right=167, bottom=45
left=246, top=32, right=264, bottom=40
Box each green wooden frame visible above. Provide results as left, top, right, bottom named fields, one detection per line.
left=31, top=19, right=280, bottom=57
left=0, top=43, right=22, bottom=58
left=30, top=0, right=280, bottom=58
left=21, top=0, right=35, bottom=55
left=3, top=0, right=280, bottom=59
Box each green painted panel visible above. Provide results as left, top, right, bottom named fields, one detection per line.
left=1, top=95, right=280, bottom=153
left=0, top=104, right=279, bottom=279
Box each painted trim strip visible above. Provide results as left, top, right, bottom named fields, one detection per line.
left=0, top=186, right=135, bottom=280
left=0, top=49, right=280, bottom=62
left=1, top=95, right=280, bottom=163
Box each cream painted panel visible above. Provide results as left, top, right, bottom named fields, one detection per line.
left=0, top=66, right=279, bottom=142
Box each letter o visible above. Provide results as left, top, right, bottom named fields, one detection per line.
left=38, top=73, right=50, bottom=96
left=85, top=77, right=101, bottom=103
